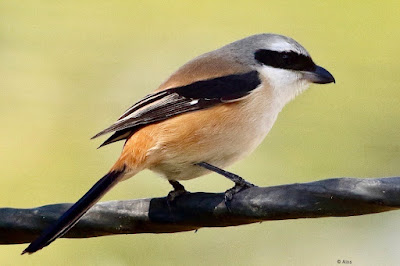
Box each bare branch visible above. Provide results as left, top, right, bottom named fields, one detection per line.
left=1, top=176, right=400, bottom=244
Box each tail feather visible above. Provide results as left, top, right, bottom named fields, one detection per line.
left=97, top=129, right=134, bottom=149
left=22, top=167, right=125, bottom=255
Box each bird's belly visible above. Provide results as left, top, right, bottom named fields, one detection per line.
left=147, top=91, right=279, bottom=181
left=150, top=121, right=272, bottom=181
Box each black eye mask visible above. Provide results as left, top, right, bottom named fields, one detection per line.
left=254, top=49, right=316, bottom=72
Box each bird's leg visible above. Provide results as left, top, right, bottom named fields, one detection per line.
left=195, top=162, right=255, bottom=201
left=167, top=180, right=189, bottom=202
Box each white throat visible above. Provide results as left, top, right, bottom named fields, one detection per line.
left=259, top=66, right=310, bottom=108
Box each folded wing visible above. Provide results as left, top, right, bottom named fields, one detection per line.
left=92, top=71, right=261, bottom=147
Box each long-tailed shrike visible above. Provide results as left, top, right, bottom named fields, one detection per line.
left=23, top=33, right=335, bottom=254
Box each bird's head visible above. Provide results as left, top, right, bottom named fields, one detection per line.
left=224, top=33, right=335, bottom=103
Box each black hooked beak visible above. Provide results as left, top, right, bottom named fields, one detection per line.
left=304, top=65, right=335, bottom=84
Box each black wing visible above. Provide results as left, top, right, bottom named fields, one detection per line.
left=93, top=71, right=261, bottom=147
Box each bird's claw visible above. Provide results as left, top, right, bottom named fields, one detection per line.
left=224, top=181, right=255, bottom=208
left=167, top=189, right=189, bottom=203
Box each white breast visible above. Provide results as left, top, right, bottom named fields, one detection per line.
left=223, top=85, right=280, bottom=160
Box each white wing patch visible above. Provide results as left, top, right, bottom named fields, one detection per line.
left=189, top=99, right=199, bottom=105
left=119, top=94, right=180, bottom=122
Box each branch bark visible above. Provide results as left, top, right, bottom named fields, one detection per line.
left=2, top=176, right=400, bottom=244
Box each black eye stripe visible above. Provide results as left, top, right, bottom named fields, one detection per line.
left=254, top=49, right=316, bottom=71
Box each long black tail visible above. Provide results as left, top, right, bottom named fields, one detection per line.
left=22, top=168, right=125, bottom=254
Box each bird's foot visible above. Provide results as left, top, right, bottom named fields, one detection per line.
left=167, top=180, right=190, bottom=207
left=194, top=162, right=256, bottom=209
left=167, top=188, right=189, bottom=202
left=224, top=181, right=255, bottom=210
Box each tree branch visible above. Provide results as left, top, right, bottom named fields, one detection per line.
left=2, top=176, right=400, bottom=245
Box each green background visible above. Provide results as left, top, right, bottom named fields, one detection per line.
left=1, top=1, right=400, bottom=265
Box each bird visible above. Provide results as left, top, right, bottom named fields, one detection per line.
left=22, top=33, right=335, bottom=254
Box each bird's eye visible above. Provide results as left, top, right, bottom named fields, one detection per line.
left=281, top=54, right=291, bottom=64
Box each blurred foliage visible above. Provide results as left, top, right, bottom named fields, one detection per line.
left=1, top=0, right=400, bottom=265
